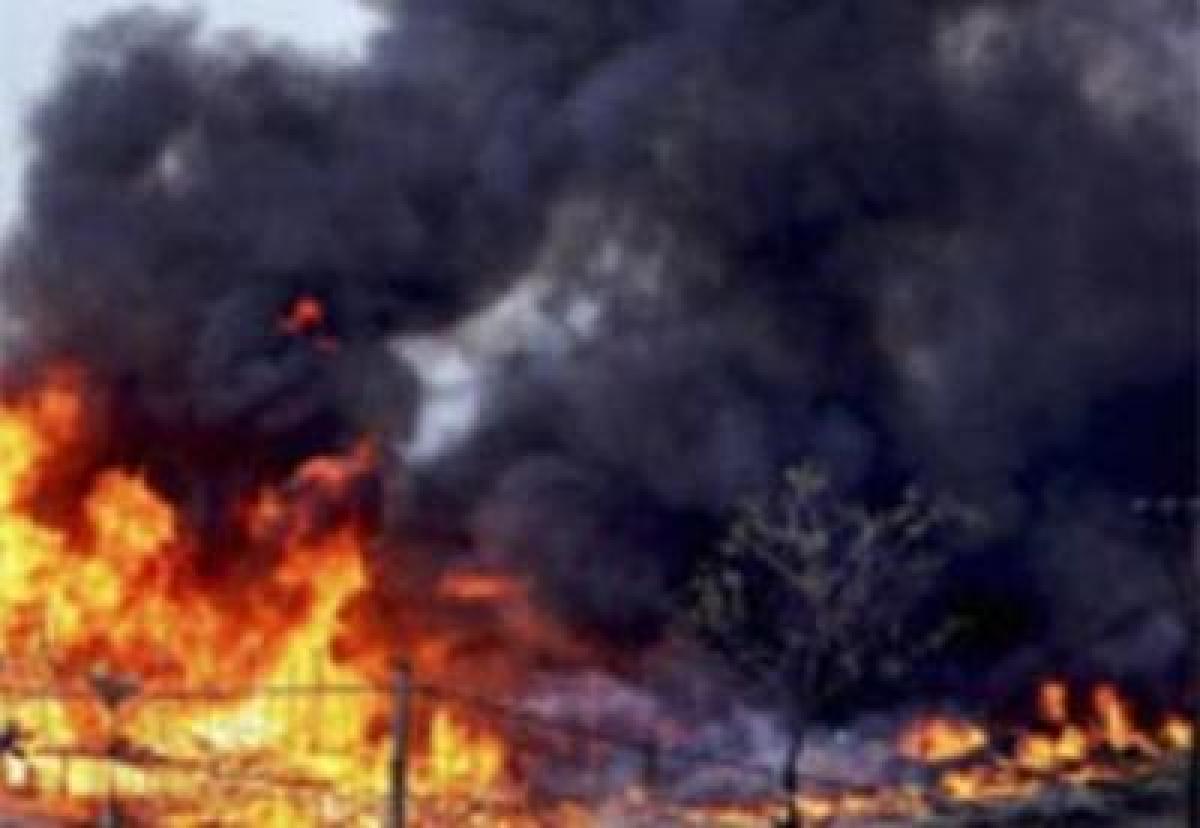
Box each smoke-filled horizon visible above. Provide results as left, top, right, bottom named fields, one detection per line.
left=1, top=0, right=1196, bottom=692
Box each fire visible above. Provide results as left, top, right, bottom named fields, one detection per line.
left=898, top=717, right=988, bottom=763
left=279, top=295, right=338, bottom=352
left=0, top=373, right=392, bottom=821
left=437, top=572, right=527, bottom=603
left=877, top=681, right=1192, bottom=815
left=280, top=296, right=325, bottom=336
left=420, top=708, right=505, bottom=794
left=939, top=766, right=1041, bottom=802
left=0, top=370, right=1191, bottom=825
left=1161, top=715, right=1194, bottom=751
left=1038, top=679, right=1070, bottom=726
left=0, top=371, right=555, bottom=825
left=1092, top=683, right=1158, bottom=755
left=944, top=681, right=1192, bottom=804
left=1015, top=724, right=1089, bottom=772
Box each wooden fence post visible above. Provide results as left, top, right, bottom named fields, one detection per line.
left=388, top=665, right=411, bottom=828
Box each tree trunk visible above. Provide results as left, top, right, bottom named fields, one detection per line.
left=777, top=729, right=806, bottom=828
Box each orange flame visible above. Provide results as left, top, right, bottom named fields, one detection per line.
left=420, top=708, right=505, bottom=794
left=1161, top=715, right=1194, bottom=751
left=279, top=295, right=338, bottom=352
left=1038, top=679, right=1070, bottom=726
left=0, top=370, right=1191, bottom=826
left=898, top=717, right=988, bottom=764
left=279, top=296, right=325, bottom=336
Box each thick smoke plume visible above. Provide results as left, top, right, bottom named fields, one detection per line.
left=2, top=1, right=1196, bottom=688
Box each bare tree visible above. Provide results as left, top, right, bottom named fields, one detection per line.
left=687, top=464, right=975, bottom=828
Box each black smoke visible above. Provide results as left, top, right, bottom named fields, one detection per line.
left=2, top=8, right=560, bottom=471
left=2, top=2, right=1196, bottom=686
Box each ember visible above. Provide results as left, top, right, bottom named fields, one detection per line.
left=280, top=296, right=339, bottom=353
left=280, top=297, right=326, bottom=337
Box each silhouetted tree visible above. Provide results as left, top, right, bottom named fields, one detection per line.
left=688, top=464, right=975, bottom=827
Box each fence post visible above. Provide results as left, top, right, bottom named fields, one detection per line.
left=98, top=803, right=123, bottom=828
left=388, top=665, right=411, bottom=828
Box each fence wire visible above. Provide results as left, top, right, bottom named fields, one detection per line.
left=0, top=658, right=793, bottom=827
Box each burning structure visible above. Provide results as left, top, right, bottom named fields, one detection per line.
left=0, top=0, right=1195, bottom=825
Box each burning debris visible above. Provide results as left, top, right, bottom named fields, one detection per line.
left=0, top=0, right=1194, bottom=824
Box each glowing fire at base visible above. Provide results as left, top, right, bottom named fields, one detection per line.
left=0, top=372, right=1192, bottom=826
left=907, top=679, right=1193, bottom=806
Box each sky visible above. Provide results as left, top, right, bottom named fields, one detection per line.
left=0, top=0, right=381, bottom=232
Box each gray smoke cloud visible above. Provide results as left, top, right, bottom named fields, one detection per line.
left=2, top=1, right=1196, bottom=680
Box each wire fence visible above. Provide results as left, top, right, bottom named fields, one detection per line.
left=0, top=658, right=796, bottom=827
left=0, top=677, right=378, bottom=825
left=3, top=658, right=1180, bottom=827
